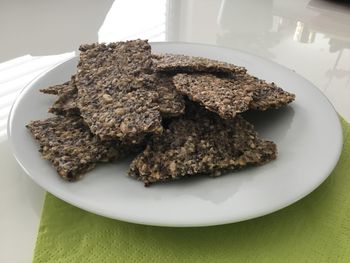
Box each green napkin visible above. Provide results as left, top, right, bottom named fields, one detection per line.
left=33, top=118, right=350, bottom=263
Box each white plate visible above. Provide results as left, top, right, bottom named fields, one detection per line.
left=8, top=42, right=342, bottom=227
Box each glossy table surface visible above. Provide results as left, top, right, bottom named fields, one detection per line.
left=1, top=0, right=349, bottom=261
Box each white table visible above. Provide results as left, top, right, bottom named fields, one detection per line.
left=1, top=0, right=349, bottom=261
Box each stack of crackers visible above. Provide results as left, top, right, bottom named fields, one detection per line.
left=27, top=40, right=295, bottom=186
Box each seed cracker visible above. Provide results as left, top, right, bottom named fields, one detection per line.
left=44, top=76, right=184, bottom=118
left=76, top=40, right=163, bottom=142
left=152, top=54, right=247, bottom=76
left=48, top=77, right=80, bottom=116
left=40, top=75, right=77, bottom=95
left=26, top=116, right=123, bottom=181
left=39, top=81, right=72, bottom=95
left=129, top=109, right=277, bottom=185
left=172, top=73, right=255, bottom=119
left=48, top=91, right=80, bottom=116
left=250, top=80, right=295, bottom=110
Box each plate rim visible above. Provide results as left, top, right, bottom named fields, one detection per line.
left=7, top=42, right=343, bottom=227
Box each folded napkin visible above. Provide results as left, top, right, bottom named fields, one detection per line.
left=33, top=118, right=350, bottom=263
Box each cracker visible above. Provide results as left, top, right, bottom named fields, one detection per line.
left=40, top=76, right=76, bottom=95
left=129, top=110, right=277, bottom=185
left=40, top=81, right=71, bottom=95
left=153, top=54, right=247, bottom=76
left=48, top=78, right=80, bottom=116
left=172, top=73, right=255, bottom=118
left=26, top=116, right=125, bottom=181
left=50, top=78, right=185, bottom=118
left=250, top=79, right=295, bottom=110
left=220, top=72, right=295, bottom=111
left=48, top=91, right=80, bottom=116
left=76, top=40, right=163, bottom=142
left=40, top=77, right=80, bottom=116
left=46, top=75, right=184, bottom=118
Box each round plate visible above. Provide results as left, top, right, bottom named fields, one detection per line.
left=8, top=42, right=342, bottom=227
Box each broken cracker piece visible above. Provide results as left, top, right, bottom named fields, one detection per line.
left=49, top=91, right=80, bottom=116
left=46, top=74, right=184, bottom=118
left=172, top=73, right=255, bottom=119
left=129, top=111, right=277, bottom=185
left=26, top=116, right=124, bottom=181
left=76, top=40, right=163, bottom=142
left=40, top=77, right=80, bottom=116
left=48, top=77, right=80, bottom=116
left=250, top=79, right=295, bottom=110
left=40, top=82, right=70, bottom=95
left=40, top=78, right=76, bottom=95
left=217, top=71, right=295, bottom=111
left=153, top=54, right=247, bottom=76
